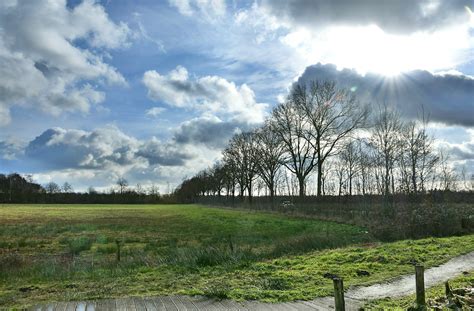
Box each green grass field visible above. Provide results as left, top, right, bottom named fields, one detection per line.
left=0, top=204, right=473, bottom=308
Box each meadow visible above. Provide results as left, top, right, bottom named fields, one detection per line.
left=0, top=204, right=473, bottom=308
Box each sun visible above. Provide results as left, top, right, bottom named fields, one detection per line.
left=294, top=20, right=473, bottom=77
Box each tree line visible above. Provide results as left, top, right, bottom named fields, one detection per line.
left=0, top=174, right=168, bottom=204
left=175, top=80, right=473, bottom=202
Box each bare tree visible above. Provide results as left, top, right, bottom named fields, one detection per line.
left=438, top=150, right=458, bottom=191
left=369, top=104, right=403, bottom=196
left=148, top=183, right=160, bottom=197
left=135, top=183, right=144, bottom=195
left=254, top=122, right=285, bottom=202
left=294, top=81, right=368, bottom=196
left=62, top=182, right=73, bottom=193
left=355, top=139, right=373, bottom=195
left=333, top=157, right=347, bottom=196
left=116, top=177, right=128, bottom=195
left=45, top=182, right=61, bottom=194
left=223, top=132, right=259, bottom=201
left=339, top=141, right=360, bottom=195
left=398, top=110, right=438, bottom=193
left=271, top=97, right=317, bottom=197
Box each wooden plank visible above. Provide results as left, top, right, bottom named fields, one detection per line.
left=143, top=298, right=158, bottom=311
left=133, top=298, right=147, bottom=311
left=43, top=302, right=57, bottom=311
left=124, top=298, right=137, bottom=311
left=54, top=302, right=69, bottom=311
left=175, top=296, right=196, bottom=311
left=85, top=301, right=96, bottom=311
left=194, top=298, right=229, bottom=311
left=160, top=296, right=178, bottom=311
left=169, top=296, right=187, bottom=310
left=76, top=302, right=87, bottom=311
left=216, top=299, right=245, bottom=310
left=64, top=301, right=77, bottom=311
left=188, top=297, right=216, bottom=311
left=94, top=299, right=112, bottom=311
left=240, top=301, right=274, bottom=311
left=115, top=298, right=128, bottom=311
left=151, top=297, right=166, bottom=311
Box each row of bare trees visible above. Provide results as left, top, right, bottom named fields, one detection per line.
left=175, top=80, right=471, bottom=201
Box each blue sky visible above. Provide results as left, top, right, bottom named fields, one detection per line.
left=1, top=0, right=474, bottom=191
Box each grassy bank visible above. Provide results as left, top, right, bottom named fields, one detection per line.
left=364, top=270, right=474, bottom=310
left=0, top=204, right=473, bottom=308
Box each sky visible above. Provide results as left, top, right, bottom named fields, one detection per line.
left=1, top=0, right=474, bottom=192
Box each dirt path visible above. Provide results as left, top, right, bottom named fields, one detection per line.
left=31, top=251, right=474, bottom=310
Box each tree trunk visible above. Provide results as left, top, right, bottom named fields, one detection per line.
left=411, top=162, right=417, bottom=193
left=269, top=183, right=275, bottom=209
left=298, top=176, right=305, bottom=197
left=348, top=168, right=353, bottom=196
left=248, top=180, right=253, bottom=203
left=317, top=160, right=323, bottom=196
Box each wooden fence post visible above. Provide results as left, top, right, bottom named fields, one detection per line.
left=415, top=265, right=426, bottom=307
left=333, top=277, right=345, bottom=311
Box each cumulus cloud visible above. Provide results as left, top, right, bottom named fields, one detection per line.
left=10, top=125, right=220, bottom=191
left=262, top=0, right=472, bottom=34
left=143, top=66, right=268, bottom=123
left=296, top=63, right=474, bottom=127
left=0, top=0, right=131, bottom=126
left=173, top=115, right=256, bottom=149
left=24, top=126, right=192, bottom=171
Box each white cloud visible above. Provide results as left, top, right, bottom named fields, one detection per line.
left=13, top=124, right=223, bottom=192
left=168, top=0, right=226, bottom=17
left=145, top=107, right=167, bottom=117
left=143, top=66, right=268, bottom=123
left=0, top=0, right=131, bottom=126
left=25, top=126, right=193, bottom=170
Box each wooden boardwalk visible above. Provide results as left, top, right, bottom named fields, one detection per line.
left=30, top=295, right=362, bottom=310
